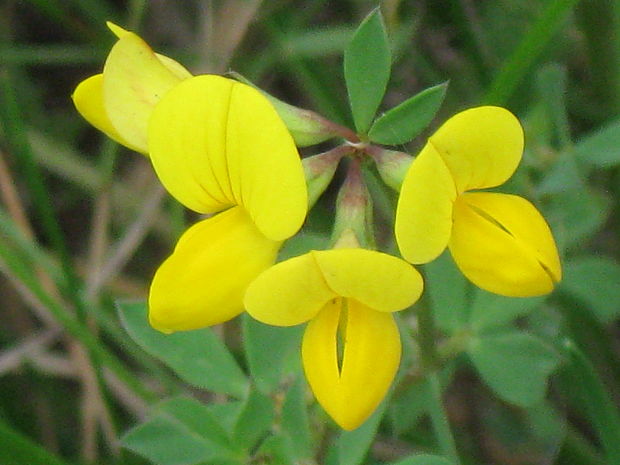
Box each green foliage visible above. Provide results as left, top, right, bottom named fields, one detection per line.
left=121, top=397, right=243, bottom=465
left=388, top=455, right=454, bottom=465
left=368, top=82, right=448, bottom=145
left=467, top=330, right=561, bottom=407
left=117, top=301, right=249, bottom=398
left=344, top=8, right=391, bottom=133
left=561, top=256, right=620, bottom=323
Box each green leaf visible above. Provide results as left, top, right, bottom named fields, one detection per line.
left=121, top=397, right=242, bottom=465
left=467, top=330, right=561, bottom=407
left=117, top=301, right=249, bottom=398
left=469, top=289, right=544, bottom=331
left=387, top=454, right=455, bottom=465
left=344, top=8, right=391, bottom=133
left=574, top=117, right=620, bottom=167
left=547, top=188, right=611, bottom=249
left=255, top=434, right=297, bottom=465
left=424, top=251, right=471, bottom=333
left=338, top=402, right=386, bottom=465
left=0, top=418, right=72, bottom=465
left=560, top=256, right=620, bottom=322
left=368, top=82, right=448, bottom=145
left=242, top=314, right=303, bottom=393
left=232, top=390, right=274, bottom=451
left=281, top=377, right=314, bottom=459
left=563, top=339, right=620, bottom=464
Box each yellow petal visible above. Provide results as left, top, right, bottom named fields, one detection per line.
left=313, top=249, right=423, bottom=312
left=103, top=29, right=190, bottom=154
left=148, top=206, right=280, bottom=333
left=224, top=80, right=308, bottom=240
left=395, top=145, right=456, bottom=264
left=449, top=193, right=561, bottom=297
left=429, top=106, right=524, bottom=192
left=148, top=75, right=307, bottom=239
left=148, top=75, right=236, bottom=213
left=302, top=299, right=401, bottom=430
left=72, top=74, right=133, bottom=147
left=244, top=253, right=336, bottom=326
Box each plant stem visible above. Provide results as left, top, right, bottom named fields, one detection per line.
left=427, top=372, right=461, bottom=465
left=417, top=306, right=461, bottom=464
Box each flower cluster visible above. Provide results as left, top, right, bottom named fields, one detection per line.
left=73, top=24, right=561, bottom=431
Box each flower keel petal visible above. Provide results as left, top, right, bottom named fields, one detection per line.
left=450, top=193, right=560, bottom=297
left=148, top=206, right=280, bottom=332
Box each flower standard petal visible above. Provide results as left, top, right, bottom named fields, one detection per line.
left=395, top=144, right=456, bottom=264
left=313, top=249, right=423, bottom=312
left=244, top=253, right=336, bottom=327
left=429, top=106, right=524, bottom=193
left=449, top=193, right=561, bottom=297
left=148, top=75, right=237, bottom=213
left=226, top=81, right=308, bottom=241
left=103, top=27, right=191, bottom=153
left=72, top=74, right=132, bottom=147
left=302, top=299, right=401, bottom=430
left=148, top=206, right=280, bottom=333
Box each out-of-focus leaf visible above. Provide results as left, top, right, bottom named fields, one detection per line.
left=560, top=256, right=620, bottom=322
left=242, top=314, right=303, bottom=393
left=469, top=289, right=544, bottom=331
left=338, top=402, right=387, bottom=465
left=387, top=454, right=455, bottom=465
left=547, top=188, right=611, bottom=249
left=121, top=397, right=242, bottom=465
left=574, top=118, right=620, bottom=167
left=0, top=419, right=72, bottom=465
left=468, top=330, right=561, bottom=407
left=344, top=8, right=391, bottom=133
left=232, top=390, right=274, bottom=451
left=117, top=301, right=248, bottom=398
left=368, top=82, right=447, bottom=145
left=281, top=377, right=314, bottom=460
left=424, top=251, right=470, bottom=333
left=255, top=434, right=296, bottom=465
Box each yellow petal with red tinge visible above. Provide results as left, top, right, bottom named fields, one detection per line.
left=103, top=28, right=190, bottom=153
left=302, top=299, right=401, bottom=430
left=225, top=80, right=307, bottom=240
left=313, top=249, right=423, bottom=312
left=429, top=106, right=523, bottom=193
left=395, top=145, right=456, bottom=264
left=148, top=75, right=237, bottom=212
left=72, top=74, right=132, bottom=147
left=449, top=193, right=561, bottom=297
left=244, top=253, right=336, bottom=327
left=148, top=206, right=280, bottom=333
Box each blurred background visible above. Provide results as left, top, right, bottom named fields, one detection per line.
left=1, top=1, right=619, bottom=464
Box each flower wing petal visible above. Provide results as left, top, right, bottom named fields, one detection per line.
left=395, top=145, right=456, bottom=264
left=313, top=249, right=423, bottom=312
left=302, top=300, right=401, bottom=430
left=430, top=106, right=523, bottom=192
left=72, top=74, right=133, bottom=147
left=103, top=29, right=189, bottom=153
left=244, top=253, right=336, bottom=326
left=226, top=82, right=308, bottom=240
left=450, top=193, right=561, bottom=297
left=148, top=75, right=236, bottom=213
left=148, top=206, right=280, bottom=333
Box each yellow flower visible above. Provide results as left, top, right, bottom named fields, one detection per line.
left=148, top=75, right=308, bottom=332
left=244, top=248, right=423, bottom=430
left=395, top=106, right=561, bottom=297
left=72, top=22, right=191, bottom=153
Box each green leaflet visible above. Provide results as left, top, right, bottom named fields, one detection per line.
left=368, top=82, right=448, bottom=145
left=344, top=8, right=391, bottom=133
